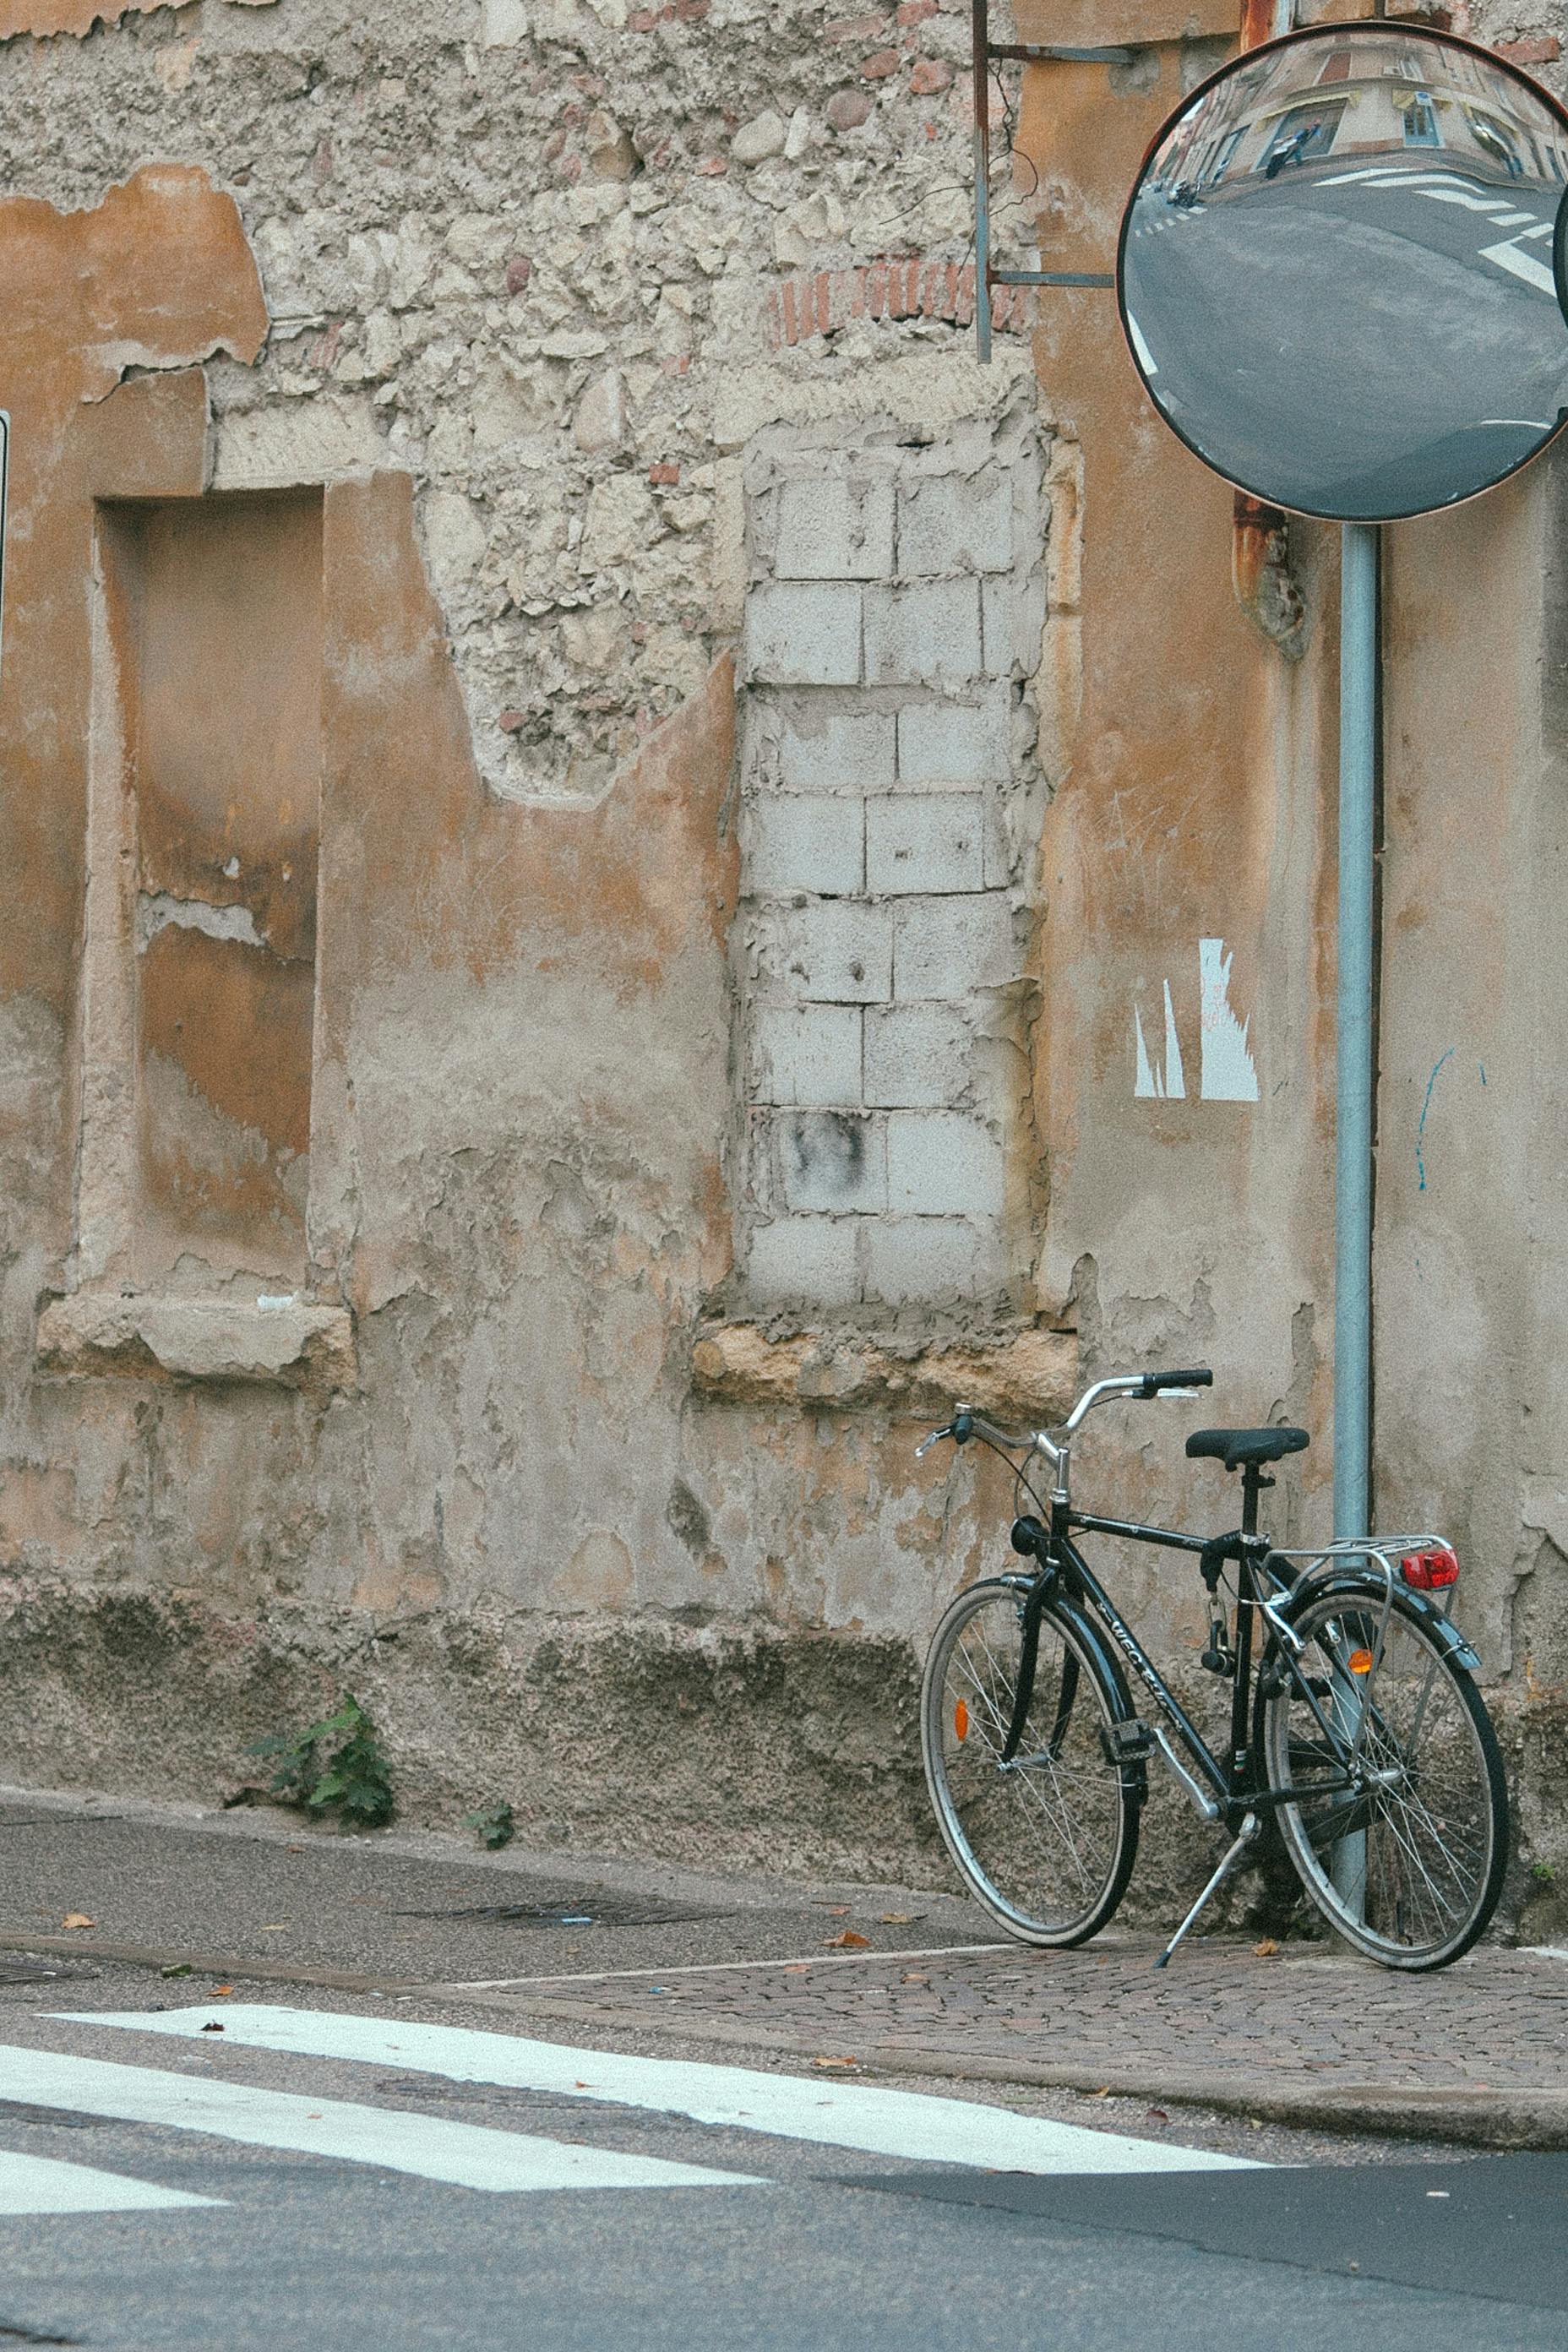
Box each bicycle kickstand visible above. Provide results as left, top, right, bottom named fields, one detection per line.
left=1152, top=1813, right=1262, bottom=1970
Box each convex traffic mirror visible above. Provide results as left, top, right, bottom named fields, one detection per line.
left=1118, top=25, right=1568, bottom=521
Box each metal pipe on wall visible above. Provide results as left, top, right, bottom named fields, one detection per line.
left=1335, top=520, right=1380, bottom=1549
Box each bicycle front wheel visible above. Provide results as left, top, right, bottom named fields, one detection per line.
left=921, top=1578, right=1139, bottom=1947
left=1260, top=1581, right=1508, bottom=1969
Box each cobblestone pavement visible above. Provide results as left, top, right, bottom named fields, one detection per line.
left=482, top=1935, right=1568, bottom=2134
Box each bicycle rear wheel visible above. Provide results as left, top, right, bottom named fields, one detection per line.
left=921, top=1578, right=1140, bottom=1947
left=1259, top=1580, right=1508, bottom=1968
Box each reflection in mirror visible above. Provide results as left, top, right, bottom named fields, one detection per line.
left=1118, top=27, right=1568, bottom=520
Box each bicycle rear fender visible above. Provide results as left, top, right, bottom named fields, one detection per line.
left=1279, top=1565, right=1482, bottom=1673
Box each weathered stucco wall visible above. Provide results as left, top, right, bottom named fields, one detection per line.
left=0, top=0, right=1563, bottom=1902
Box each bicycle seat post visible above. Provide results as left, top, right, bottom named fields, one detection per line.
left=1239, top=1462, right=1273, bottom=1538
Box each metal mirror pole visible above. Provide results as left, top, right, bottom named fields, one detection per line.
left=1333, top=518, right=1379, bottom=1916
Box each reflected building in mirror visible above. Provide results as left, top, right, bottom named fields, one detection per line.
left=1121, top=26, right=1568, bottom=520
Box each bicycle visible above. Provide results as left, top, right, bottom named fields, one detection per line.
left=917, top=1369, right=1510, bottom=1970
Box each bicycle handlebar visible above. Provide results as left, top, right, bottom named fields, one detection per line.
left=914, top=1367, right=1214, bottom=1462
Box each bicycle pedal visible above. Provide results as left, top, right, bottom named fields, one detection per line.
left=1100, top=1719, right=1155, bottom=1764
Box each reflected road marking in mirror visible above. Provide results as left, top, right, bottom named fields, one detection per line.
left=1118, top=24, right=1568, bottom=521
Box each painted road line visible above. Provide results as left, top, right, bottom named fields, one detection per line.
left=0, top=2148, right=223, bottom=2217
left=0, top=2046, right=764, bottom=2194
left=1478, top=238, right=1558, bottom=294
left=65, top=2006, right=1264, bottom=2178
left=441, top=1940, right=1012, bottom=1990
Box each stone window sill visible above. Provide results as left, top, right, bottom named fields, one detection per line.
left=690, top=1318, right=1077, bottom=1421
left=35, top=1290, right=356, bottom=1392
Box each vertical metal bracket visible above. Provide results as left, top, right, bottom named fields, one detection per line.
left=970, top=0, right=1121, bottom=361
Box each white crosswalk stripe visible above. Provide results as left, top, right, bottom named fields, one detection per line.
left=63, top=2004, right=1264, bottom=2178
left=0, top=2044, right=765, bottom=2195
left=0, top=2148, right=223, bottom=2217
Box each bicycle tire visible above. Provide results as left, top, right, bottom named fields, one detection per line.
left=920, top=1577, right=1141, bottom=1947
left=1257, top=1577, right=1509, bottom=1969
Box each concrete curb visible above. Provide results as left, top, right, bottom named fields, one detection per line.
left=8, top=1930, right=1565, bottom=2152
left=451, top=1984, right=1568, bottom=2152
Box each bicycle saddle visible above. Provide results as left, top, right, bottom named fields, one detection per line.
left=1185, top=1425, right=1309, bottom=1471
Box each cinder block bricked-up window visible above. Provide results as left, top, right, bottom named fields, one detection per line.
left=737, top=411, right=1047, bottom=1310
left=95, top=490, right=324, bottom=1288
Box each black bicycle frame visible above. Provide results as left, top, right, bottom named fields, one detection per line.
left=1036, top=1464, right=1358, bottom=1827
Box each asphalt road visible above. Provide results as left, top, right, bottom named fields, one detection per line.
left=0, top=1976, right=1564, bottom=2352
left=1121, top=158, right=1568, bottom=515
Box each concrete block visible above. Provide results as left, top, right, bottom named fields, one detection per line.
left=751, top=1004, right=863, bottom=1106
left=766, top=900, right=894, bottom=1003
left=981, top=572, right=1047, bottom=679
left=897, top=471, right=1013, bottom=577
left=863, top=1004, right=972, bottom=1108
left=748, top=1214, right=862, bottom=1306
left=896, top=692, right=1010, bottom=788
left=893, top=896, right=1015, bottom=999
left=863, top=1217, right=982, bottom=1306
left=776, top=1109, right=887, bottom=1212
left=888, top=1109, right=1005, bottom=1217
left=748, top=795, right=864, bottom=896
left=863, top=580, right=982, bottom=688
left=866, top=792, right=984, bottom=896
left=745, top=581, right=862, bottom=684
left=779, top=708, right=896, bottom=795
left=775, top=476, right=895, bottom=581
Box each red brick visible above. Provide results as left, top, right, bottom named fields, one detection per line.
left=629, top=8, right=656, bottom=25
left=674, top=0, right=709, bottom=18
left=860, top=46, right=900, bottom=77
left=648, top=463, right=681, bottom=486
left=695, top=155, right=728, bottom=174
left=850, top=267, right=868, bottom=318
left=897, top=0, right=937, bottom=19
left=909, top=56, right=952, bottom=93
left=498, top=710, right=529, bottom=734
left=782, top=278, right=799, bottom=345
left=814, top=271, right=832, bottom=334
left=504, top=254, right=531, bottom=295
left=661, top=354, right=690, bottom=374
left=1496, top=33, right=1560, bottom=60
left=867, top=259, right=887, bottom=318
left=827, top=88, right=874, bottom=129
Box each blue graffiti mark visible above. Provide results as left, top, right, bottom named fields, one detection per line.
left=1416, top=1047, right=1456, bottom=1193
left=1478, top=1063, right=1487, bottom=1087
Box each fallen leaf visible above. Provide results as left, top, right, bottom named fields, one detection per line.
left=161, top=1963, right=193, bottom=1979
left=61, top=1913, right=95, bottom=1931
left=1090, top=2086, right=1111, bottom=2099
left=1144, top=2106, right=1169, bottom=2126
left=822, top=1930, right=870, bottom=1949
left=200, top=2022, right=225, bottom=2034
left=819, top=1905, right=851, bottom=1917
left=783, top=1963, right=813, bottom=1974
left=210, top=1984, right=234, bottom=1996
left=812, top=2056, right=859, bottom=2070
left=1250, top=2118, right=1263, bottom=2130
left=1253, top=1938, right=1280, bottom=1958
left=901, top=1973, right=929, bottom=1984
left=880, top=1913, right=913, bottom=1925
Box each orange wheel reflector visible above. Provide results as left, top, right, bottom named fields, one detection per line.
left=954, top=1701, right=970, bottom=1742
left=1348, top=1648, right=1375, bottom=1675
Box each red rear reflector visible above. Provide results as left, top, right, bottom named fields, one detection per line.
left=954, top=1701, right=969, bottom=1743
left=1402, top=1547, right=1460, bottom=1590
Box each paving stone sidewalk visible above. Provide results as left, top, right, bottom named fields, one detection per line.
left=482, top=1935, right=1568, bottom=2146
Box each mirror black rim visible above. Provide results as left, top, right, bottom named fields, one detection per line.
left=1116, top=21, right=1568, bottom=524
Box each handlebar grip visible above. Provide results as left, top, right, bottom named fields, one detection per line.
left=1141, top=1368, right=1213, bottom=1396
